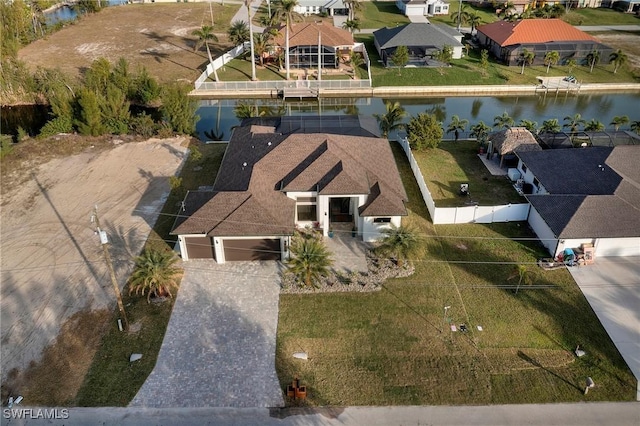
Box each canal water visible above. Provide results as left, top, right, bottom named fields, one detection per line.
left=45, top=0, right=129, bottom=25
left=3, top=93, right=639, bottom=140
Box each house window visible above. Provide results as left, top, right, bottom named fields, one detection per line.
left=521, top=163, right=528, bottom=174
left=297, top=205, right=317, bottom=221
left=533, top=177, right=540, bottom=188
left=373, top=217, right=391, bottom=223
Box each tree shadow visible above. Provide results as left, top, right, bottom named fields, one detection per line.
left=517, top=350, right=583, bottom=393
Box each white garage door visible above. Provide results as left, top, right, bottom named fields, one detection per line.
left=595, top=238, right=640, bottom=257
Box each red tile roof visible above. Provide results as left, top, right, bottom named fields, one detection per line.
left=476, top=19, right=598, bottom=47
left=273, top=22, right=354, bottom=48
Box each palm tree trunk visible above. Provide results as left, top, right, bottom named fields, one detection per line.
left=206, top=42, right=219, bottom=82
left=248, top=2, right=257, bottom=81
left=285, top=22, right=291, bottom=80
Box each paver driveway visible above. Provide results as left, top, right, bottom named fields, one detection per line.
left=130, top=260, right=285, bottom=408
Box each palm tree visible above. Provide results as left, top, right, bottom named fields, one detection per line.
left=540, top=118, right=561, bottom=134
left=287, top=234, right=333, bottom=288
left=128, top=249, right=181, bottom=303
left=252, top=33, right=273, bottom=67
left=586, top=49, right=600, bottom=73
left=566, top=58, right=577, bottom=74
left=342, top=18, right=361, bottom=33
left=452, top=5, right=470, bottom=31
left=274, top=0, right=304, bottom=80
left=192, top=25, right=220, bottom=81
left=373, top=101, right=407, bottom=138
left=470, top=121, right=491, bottom=144
left=609, top=49, right=627, bottom=74
left=507, top=264, right=532, bottom=295
left=344, top=0, right=363, bottom=20
left=446, top=115, right=469, bottom=141
left=610, top=115, right=629, bottom=131
left=348, top=50, right=364, bottom=78
left=467, top=12, right=483, bottom=34
left=630, top=120, right=640, bottom=135
left=563, top=113, right=586, bottom=133
left=493, top=111, right=514, bottom=129
left=584, top=119, right=604, bottom=132
left=518, top=48, right=535, bottom=74
left=544, top=51, right=560, bottom=74
left=375, top=224, right=421, bottom=268
left=228, top=20, right=250, bottom=45
left=518, top=119, right=538, bottom=133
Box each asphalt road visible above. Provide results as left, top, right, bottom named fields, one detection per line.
left=1, top=403, right=639, bottom=426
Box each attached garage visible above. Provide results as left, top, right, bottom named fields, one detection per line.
left=184, top=236, right=216, bottom=260
left=595, top=238, right=640, bottom=257
left=223, top=238, right=282, bottom=261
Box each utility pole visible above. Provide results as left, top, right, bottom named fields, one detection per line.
left=92, top=205, right=129, bottom=332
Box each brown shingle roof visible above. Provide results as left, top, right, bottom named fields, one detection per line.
left=273, top=22, right=354, bottom=48
left=172, top=117, right=408, bottom=237
left=489, top=127, right=541, bottom=155
left=476, top=19, right=597, bottom=47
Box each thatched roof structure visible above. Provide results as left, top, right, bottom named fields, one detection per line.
left=489, top=127, right=542, bottom=155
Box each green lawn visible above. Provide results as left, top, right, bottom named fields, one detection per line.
left=275, top=142, right=636, bottom=406
left=565, top=8, right=640, bottom=26
left=75, top=142, right=227, bottom=406
left=415, top=141, right=524, bottom=206
left=359, top=1, right=410, bottom=29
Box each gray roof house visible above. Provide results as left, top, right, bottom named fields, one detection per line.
left=515, top=146, right=640, bottom=258
left=373, top=23, right=463, bottom=67
left=171, top=116, right=408, bottom=263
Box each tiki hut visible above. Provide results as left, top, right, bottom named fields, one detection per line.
left=488, top=127, right=542, bottom=167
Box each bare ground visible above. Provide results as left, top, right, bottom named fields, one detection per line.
left=0, top=136, right=189, bottom=388
left=594, top=31, right=640, bottom=73
left=17, top=2, right=240, bottom=83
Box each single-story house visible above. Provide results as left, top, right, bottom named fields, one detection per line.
left=516, top=146, right=640, bottom=258
left=396, top=0, right=449, bottom=16
left=476, top=19, right=613, bottom=67
left=373, top=23, right=463, bottom=67
left=487, top=127, right=542, bottom=167
left=272, top=22, right=354, bottom=69
left=295, top=0, right=348, bottom=16
left=171, top=116, right=408, bottom=262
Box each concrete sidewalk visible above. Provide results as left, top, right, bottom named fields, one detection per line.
left=3, top=403, right=639, bottom=425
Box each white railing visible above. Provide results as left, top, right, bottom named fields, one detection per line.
left=396, top=137, right=530, bottom=224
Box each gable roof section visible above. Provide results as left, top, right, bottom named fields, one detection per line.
left=516, top=147, right=621, bottom=195
left=273, top=22, right=353, bottom=48
left=373, top=23, right=463, bottom=50
left=476, top=19, right=598, bottom=47
left=489, top=127, right=541, bottom=155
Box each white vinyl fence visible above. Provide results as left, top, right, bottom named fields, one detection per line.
left=396, top=138, right=530, bottom=224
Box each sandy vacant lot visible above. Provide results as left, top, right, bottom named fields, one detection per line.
left=0, top=137, right=188, bottom=383
left=18, top=2, right=240, bottom=83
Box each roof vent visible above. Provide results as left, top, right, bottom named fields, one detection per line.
left=268, top=142, right=272, bottom=146
left=243, top=162, right=247, bottom=167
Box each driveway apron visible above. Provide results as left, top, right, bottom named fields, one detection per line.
left=130, top=260, right=285, bottom=408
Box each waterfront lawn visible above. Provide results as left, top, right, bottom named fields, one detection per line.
left=415, top=141, right=523, bottom=207
left=215, top=59, right=286, bottom=81
left=276, top=143, right=637, bottom=406
left=75, top=143, right=227, bottom=406
left=357, top=34, right=637, bottom=86
left=359, top=1, right=410, bottom=29
left=564, top=8, right=640, bottom=26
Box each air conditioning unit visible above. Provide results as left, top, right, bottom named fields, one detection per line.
left=516, top=178, right=524, bottom=188
left=507, top=168, right=521, bottom=182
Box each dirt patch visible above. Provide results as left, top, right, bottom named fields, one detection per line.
left=0, top=136, right=189, bottom=384
left=17, top=3, right=239, bottom=83
left=593, top=31, right=640, bottom=73
left=1, top=309, right=112, bottom=406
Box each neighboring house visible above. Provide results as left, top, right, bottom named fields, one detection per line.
left=516, top=146, right=640, bottom=258
left=476, top=19, right=613, bottom=66
left=272, top=22, right=354, bottom=69
left=373, top=23, right=463, bottom=67
left=295, top=0, right=348, bottom=16
left=171, top=116, right=408, bottom=262
left=487, top=127, right=542, bottom=168
left=396, top=0, right=449, bottom=16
